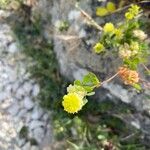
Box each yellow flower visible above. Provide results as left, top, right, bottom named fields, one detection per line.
left=129, top=4, right=140, bottom=16
left=103, top=23, right=115, bottom=33
left=106, top=2, right=116, bottom=13
left=96, top=7, right=108, bottom=16
left=115, top=28, right=123, bottom=39
left=62, top=93, right=84, bottom=113
left=125, top=12, right=134, bottom=20
left=130, top=41, right=139, bottom=51
left=94, top=43, right=105, bottom=54
left=125, top=5, right=140, bottom=20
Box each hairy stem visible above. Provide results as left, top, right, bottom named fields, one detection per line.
left=101, top=72, right=119, bottom=85
left=76, top=3, right=103, bottom=31
left=142, top=64, right=150, bottom=73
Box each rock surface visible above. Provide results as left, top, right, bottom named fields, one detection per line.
left=0, top=9, right=52, bottom=150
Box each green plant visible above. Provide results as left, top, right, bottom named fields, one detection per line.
left=62, top=4, right=149, bottom=114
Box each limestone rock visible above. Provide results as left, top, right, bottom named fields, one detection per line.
left=24, top=97, right=34, bottom=110
left=31, top=106, right=43, bottom=120
left=29, top=120, right=45, bottom=130
left=33, top=127, right=45, bottom=143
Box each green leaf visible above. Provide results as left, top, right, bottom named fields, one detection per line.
left=132, top=83, right=142, bottom=91
left=82, top=72, right=100, bottom=87
left=97, top=134, right=106, bottom=140
left=83, top=98, right=88, bottom=106
left=74, top=80, right=82, bottom=86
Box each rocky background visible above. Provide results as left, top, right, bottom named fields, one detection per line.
left=0, top=9, right=52, bottom=150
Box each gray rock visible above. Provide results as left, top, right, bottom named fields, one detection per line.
left=31, top=146, right=39, bottom=150
left=8, top=42, right=18, bottom=53
left=32, top=84, right=40, bottom=97
left=16, top=87, right=25, bottom=99
left=33, top=127, right=45, bottom=143
left=17, top=109, right=27, bottom=118
left=79, top=29, right=86, bottom=38
left=29, top=120, right=45, bottom=130
left=0, top=92, right=7, bottom=102
left=31, top=106, right=43, bottom=120
left=23, top=82, right=33, bottom=94
left=42, top=113, right=49, bottom=121
left=24, top=97, right=34, bottom=110
left=68, top=10, right=80, bottom=21
left=8, top=103, right=20, bottom=116
left=22, top=142, right=31, bottom=150
left=17, top=138, right=26, bottom=147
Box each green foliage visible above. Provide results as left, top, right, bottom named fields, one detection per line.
left=74, top=72, right=100, bottom=93
left=19, top=126, right=28, bottom=138
left=53, top=99, right=147, bottom=150
left=58, top=20, right=69, bottom=32
left=94, top=5, right=149, bottom=71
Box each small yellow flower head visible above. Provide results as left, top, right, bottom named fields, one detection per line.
left=103, top=23, right=115, bottom=33
left=94, top=43, right=105, bottom=54
left=115, top=28, right=123, bottom=39
left=125, top=5, right=140, bottom=20
left=106, top=2, right=116, bottom=13
left=129, top=4, right=140, bottom=16
left=96, top=7, right=108, bottom=16
left=133, top=30, right=147, bottom=41
left=125, top=12, right=134, bottom=20
left=62, top=93, right=84, bottom=114
left=130, top=41, right=139, bottom=51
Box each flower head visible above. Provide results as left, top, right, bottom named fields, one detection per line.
left=62, top=93, right=84, bottom=113
left=103, top=23, right=115, bottom=33
left=125, top=4, right=140, bottom=20
left=118, top=67, right=139, bottom=85
left=114, top=28, right=123, bottom=39
left=119, top=43, right=138, bottom=59
left=129, top=4, right=140, bottom=16
left=125, top=12, right=134, bottom=20
left=133, top=30, right=147, bottom=40
left=130, top=41, right=139, bottom=51
left=94, top=43, right=105, bottom=54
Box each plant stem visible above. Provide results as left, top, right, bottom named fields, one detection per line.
left=142, top=64, right=150, bottom=73
left=93, top=72, right=119, bottom=89
left=76, top=3, right=103, bottom=31
left=101, top=72, right=119, bottom=85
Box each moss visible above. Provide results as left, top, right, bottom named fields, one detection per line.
left=19, top=126, right=28, bottom=139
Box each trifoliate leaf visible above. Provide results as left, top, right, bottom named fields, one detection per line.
left=132, top=83, right=142, bottom=91
left=74, top=80, right=82, bottom=86
left=67, top=84, right=87, bottom=99
left=82, top=72, right=100, bottom=87
left=106, top=2, right=116, bottom=13
left=96, top=7, right=109, bottom=16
